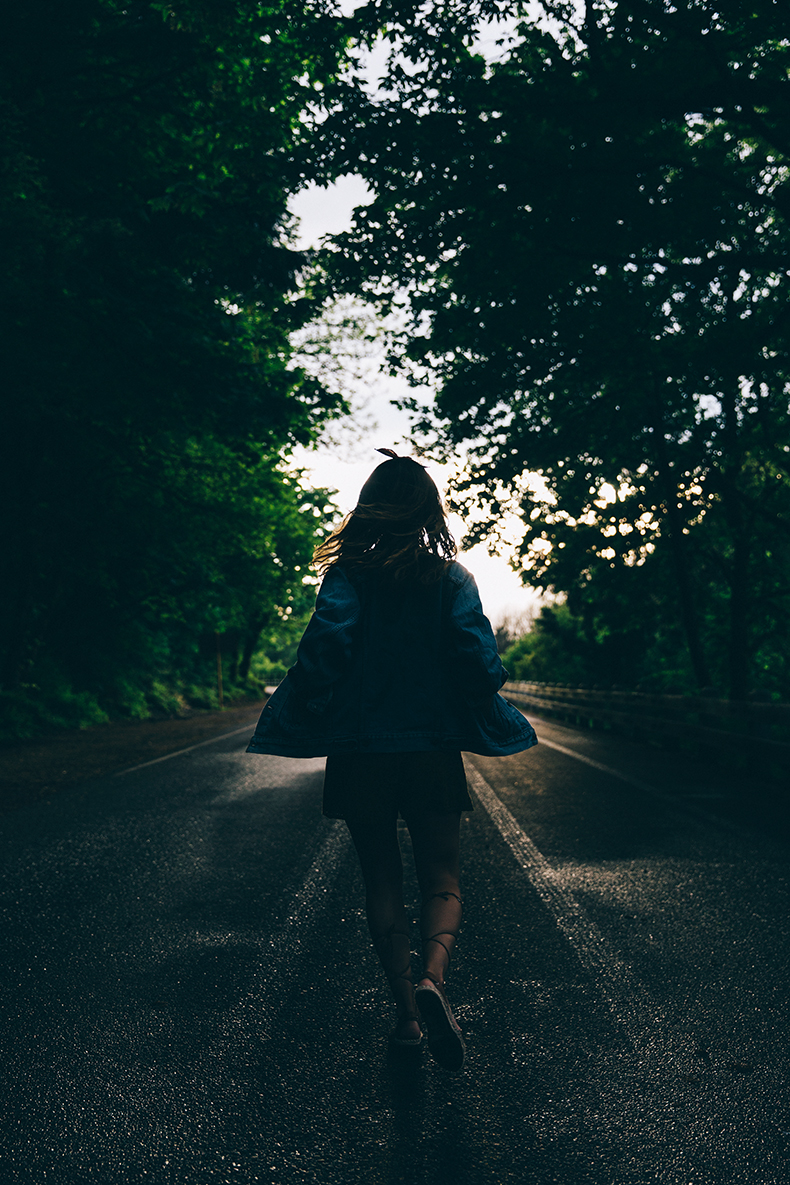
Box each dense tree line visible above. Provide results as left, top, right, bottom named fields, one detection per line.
left=0, top=0, right=345, bottom=738
left=320, top=0, right=790, bottom=699
left=3, top=0, right=788, bottom=741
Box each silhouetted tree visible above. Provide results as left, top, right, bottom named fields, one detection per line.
left=319, top=0, right=790, bottom=698
left=0, top=0, right=346, bottom=734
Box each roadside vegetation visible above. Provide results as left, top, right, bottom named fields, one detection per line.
left=319, top=0, right=790, bottom=700
left=0, top=0, right=345, bottom=740
left=2, top=0, right=787, bottom=745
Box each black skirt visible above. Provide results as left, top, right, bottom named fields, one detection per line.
left=323, top=750, right=474, bottom=821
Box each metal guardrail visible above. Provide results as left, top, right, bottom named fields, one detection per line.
left=503, top=681, right=790, bottom=786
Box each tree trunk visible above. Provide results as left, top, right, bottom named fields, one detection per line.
left=718, top=360, right=750, bottom=701
left=228, top=647, right=240, bottom=684
left=654, top=450, right=711, bottom=690
left=239, top=618, right=265, bottom=682
left=0, top=566, right=35, bottom=691
left=720, top=467, right=750, bottom=701
left=664, top=509, right=713, bottom=691
left=727, top=531, right=750, bottom=701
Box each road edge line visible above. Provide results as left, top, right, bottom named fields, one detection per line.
left=114, top=723, right=255, bottom=777
left=508, top=708, right=740, bottom=832
left=226, top=820, right=350, bottom=1037
left=465, top=760, right=672, bottom=1055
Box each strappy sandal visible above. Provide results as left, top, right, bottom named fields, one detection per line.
left=415, top=892, right=466, bottom=1070
left=373, top=924, right=423, bottom=1048
left=388, top=1013, right=423, bottom=1048
left=415, top=976, right=466, bottom=1069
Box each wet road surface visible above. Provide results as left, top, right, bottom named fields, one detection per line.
left=1, top=711, right=789, bottom=1184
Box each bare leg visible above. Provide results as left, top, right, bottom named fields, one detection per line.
left=406, top=810, right=462, bottom=987
left=406, top=809, right=466, bottom=1068
left=345, top=813, right=420, bottom=1041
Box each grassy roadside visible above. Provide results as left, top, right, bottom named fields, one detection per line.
left=0, top=698, right=268, bottom=814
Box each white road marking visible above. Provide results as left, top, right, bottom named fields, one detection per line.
left=465, top=761, right=673, bottom=1055
left=211, top=754, right=326, bottom=804
left=508, top=707, right=739, bottom=831
left=114, top=724, right=255, bottom=776
left=536, top=736, right=665, bottom=796
left=233, top=817, right=351, bottom=1033
left=264, top=819, right=350, bottom=964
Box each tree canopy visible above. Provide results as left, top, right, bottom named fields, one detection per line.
left=0, top=0, right=346, bottom=737
left=319, top=0, right=790, bottom=699
left=2, top=0, right=788, bottom=737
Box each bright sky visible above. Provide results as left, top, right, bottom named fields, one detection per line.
left=288, top=177, right=544, bottom=628
left=286, top=10, right=554, bottom=627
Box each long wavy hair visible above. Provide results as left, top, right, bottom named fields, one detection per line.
left=314, top=453, right=457, bottom=583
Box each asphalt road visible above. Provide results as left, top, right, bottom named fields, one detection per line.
left=1, top=710, right=789, bottom=1185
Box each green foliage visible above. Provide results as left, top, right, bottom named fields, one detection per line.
left=248, top=600, right=316, bottom=685
left=0, top=675, right=110, bottom=746
left=502, top=605, right=592, bottom=687
left=502, top=565, right=702, bottom=694
left=0, top=437, right=334, bottom=738
left=0, top=0, right=346, bottom=738
left=321, top=0, right=790, bottom=700
left=6, top=0, right=789, bottom=738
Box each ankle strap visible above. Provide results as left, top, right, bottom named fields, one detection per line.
left=418, top=973, right=443, bottom=987
left=423, top=891, right=463, bottom=907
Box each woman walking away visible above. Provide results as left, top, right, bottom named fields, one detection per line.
left=247, top=451, right=537, bottom=1069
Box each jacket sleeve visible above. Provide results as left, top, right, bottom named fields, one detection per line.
left=447, top=567, right=508, bottom=698
left=289, top=566, right=361, bottom=706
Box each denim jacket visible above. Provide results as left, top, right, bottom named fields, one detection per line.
left=246, top=560, right=537, bottom=759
